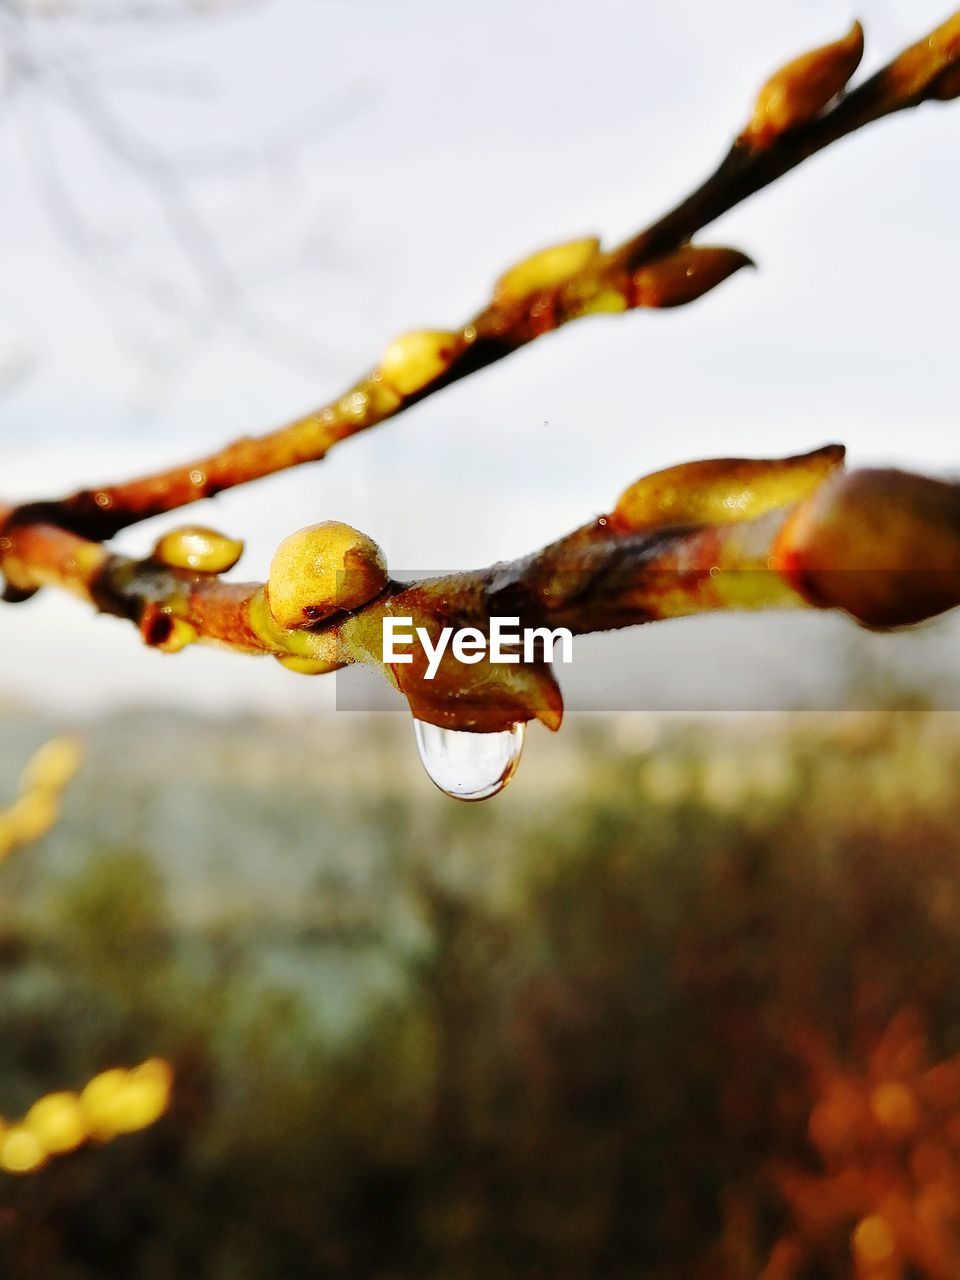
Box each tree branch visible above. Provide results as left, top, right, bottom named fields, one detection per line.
left=6, top=446, right=960, bottom=733
left=5, top=12, right=957, bottom=543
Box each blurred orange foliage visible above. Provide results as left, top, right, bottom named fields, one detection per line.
left=764, top=1008, right=960, bottom=1279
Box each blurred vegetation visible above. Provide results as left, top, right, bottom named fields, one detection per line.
left=2, top=706, right=960, bottom=1278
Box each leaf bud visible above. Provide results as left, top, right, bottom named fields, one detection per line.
left=153, top=526, right=243, bottom=574
left=266, top=521, right=388, bottom=630
left=275, top=654, right=345, bottom=675
left=614, top=445, right=845, bottom=532
left=380, top=330, right=463, bottom=397
left=631, top=245, right=754, bottom=309
left=742, top=21, right=864, bottom=147
left=776, top=467, right=960, bottom=627
left=494, top=237, right=601, bottom=303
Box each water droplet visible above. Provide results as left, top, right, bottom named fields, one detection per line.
left=413, top=720, right=525, bottom=802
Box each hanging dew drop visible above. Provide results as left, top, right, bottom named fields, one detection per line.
left=413, top=720, right=526, bottom=802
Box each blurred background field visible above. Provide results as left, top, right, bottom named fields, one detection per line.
left=4, top=704, right=960, bottom=1278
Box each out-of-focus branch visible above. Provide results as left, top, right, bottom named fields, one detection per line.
left=0, top=735, right=171, bottom=1177
left=0, top=734, right=84, bottom=863
left=6, top=446, right=960, bottom=733
left=1, top=0, right=359, bottom=383
left=0, top=1059, right=172, bottom=1176
left=9, top=11, right=957, bottom=542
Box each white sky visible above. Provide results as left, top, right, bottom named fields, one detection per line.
left=0, top=0, right=958, bottom=713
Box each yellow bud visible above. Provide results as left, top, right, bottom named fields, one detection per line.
left=380, top=330, right=462, bottom=397
left=494, top=237, right=601, bottom=303
left=275, top=654, right=345, bottom=675
left=25, top=1092, right=88, bottom=1155
left=578, top=289, right=628, bottom=316
left=266, top=521, right=388, bottom=630
left=7, top=791, right=59, bottom=843
left=1, top=1125, right=46, bottom=1174
left=631, top=245, right=754, bottom=309
left=81, top=1068, right=130, bottom=1139
left=0, top=818, right=16, bottom=859
left=614, top=445, right=845, bottom=533
left=153, top=526, right=244, bottom=574
left=108, top=1060, right=172, bottom=1134
left=742, top=21, right=864, bottom=147
left=21, top=735, right=84, bottom=794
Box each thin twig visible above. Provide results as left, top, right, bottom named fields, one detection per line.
left=7, top=11, right=957, bottom=543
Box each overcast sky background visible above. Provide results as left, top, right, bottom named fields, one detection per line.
left=0, top=0, right=958, bottom=715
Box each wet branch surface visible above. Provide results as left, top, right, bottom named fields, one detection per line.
left=6, top=447, right=960, bottom=733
